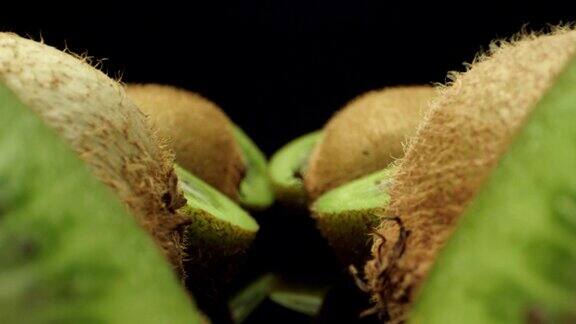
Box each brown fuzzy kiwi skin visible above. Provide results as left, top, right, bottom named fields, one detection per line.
left=126, top=84, right=245, bottom=200
left=363, top=28, right=576, bottom=323
left=304, top=86, right=435, bottom=201
left=0, top=33, right=188, bottom=275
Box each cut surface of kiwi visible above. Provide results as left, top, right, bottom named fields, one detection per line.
left=412, top=52, right=576, bottom=324
left=312, top=167, right=394, bottom=264
left=313, top=167, right=393, bottom=215
left=269, top=131, right=322, bottom=205
left=233, top=126, right=274, bottom=210
left=0, top=83, right=201, bottom=323
left=177, top=165, right=258, bottom=232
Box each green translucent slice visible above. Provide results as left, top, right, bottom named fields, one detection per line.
left=229, top=274, right=278, bottom=323
left=270, top=285, right=326, bottom=316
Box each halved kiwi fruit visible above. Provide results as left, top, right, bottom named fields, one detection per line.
left=269, top=87, right=433, bottom=265
left=304, top=86, right=435, bottom=201
left=177, top=164, right=258, bottom=281
left=270, top=87, right=434, bottom=206
left=312, top=167, right=395, bottom=265
left=174, top=164, right=259, bottom=321
left=126, top=84, right=273, bottom=210
left=126, top=84, right=264, bottom=318
left=0, top=33, right=202, bottom=323
left=364, top=28, right=576, bottom=323
left=269, top=131, right=323, bottom=205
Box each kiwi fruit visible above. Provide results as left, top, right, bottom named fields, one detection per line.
left=269, top=131, right=323, bottom=205
left=0, top=33, right=189, bottom=272
left=364, top=28, right=576, bottom=323
left=304, top=86, right=435, bottom=201
left=176, top=164, right=259, bottom=314
left=0, top=33, right=202, bottom=323
left=126, top=84, right=273, bottom=210
left=270, top=87, right=434, bottom=206
left=269, top=87, right=434, bottom=265
left=126, top=84, right=263, bottom=318
left=311, top=166, right=395, bottom=265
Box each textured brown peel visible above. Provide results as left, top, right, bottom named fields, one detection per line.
left=126, top=84, right=245, bottom=200
left=304, top=86, right=435, bottom=200
left=364, top=28, right=576, bottom=323
left=0, top=33, right=188, bottom=274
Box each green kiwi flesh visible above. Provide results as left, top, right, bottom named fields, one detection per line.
left=233, top=126, right=275, bottom=210
left=410, top=56, right=576, bottom=323
left=0, top=84, right=202, bottom=323
left=269, top=131, right=323, bottom=205
left=177, top=164, right=258, bottom=232
left=312, top=167, right=394, bottom=264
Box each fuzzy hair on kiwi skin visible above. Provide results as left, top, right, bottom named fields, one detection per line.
left=304, top=86, right=435, bottom=201
left=126, top=84, right=245, bottom=201
left=363, top=28, right=576, bottom=323
left=0, top=33, right=188, bottom=275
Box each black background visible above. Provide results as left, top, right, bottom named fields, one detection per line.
left=3, top=4, right=576, bottom=323
left=3, top=5, right=575, bottom=156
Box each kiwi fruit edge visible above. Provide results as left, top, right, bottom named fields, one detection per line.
left=232, top=125, right=275, bottom=210
left=0, top=79, right=202, bottom=323
left=410, top=43, right=576, bottom=324
left=304, top=86, right=434, bottom=201
left=312, top=166, right=395, bottom=265
left=364, top=29, right=576, bottom=323
left=269, top=131, right=323, bottom=206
